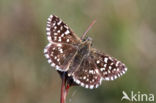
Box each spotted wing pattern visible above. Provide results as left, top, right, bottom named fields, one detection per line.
left=44, top=43, right=77, bottom=71
left=91, top=48, right=127, bottom=81
left=44, top=14, right=81, bottom=71
left=72, top=49, right=127, bottom=89
left=46, top=15, right=81, bottom=44
left=72, top=57, right=102, bottom=89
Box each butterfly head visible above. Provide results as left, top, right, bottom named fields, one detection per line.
left=81, top=36, right=93, bottom=48
left=82, top=36, right=92, bottom=44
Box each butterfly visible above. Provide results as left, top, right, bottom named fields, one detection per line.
left=44, top=15, right=127, bottom=89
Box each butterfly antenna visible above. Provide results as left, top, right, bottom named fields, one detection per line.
left=81, top=19, right=96, bottom=40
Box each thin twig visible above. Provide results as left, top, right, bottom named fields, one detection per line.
left=60, top=73, right=71, bottom=103
left=64, top=84, right=70, bottom=99
left=60, top=73, right=66, bottom=103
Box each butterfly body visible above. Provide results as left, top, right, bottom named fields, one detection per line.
left=68, top=37, right=92, bottom=76
left=44, top=15, right=127, bottom=89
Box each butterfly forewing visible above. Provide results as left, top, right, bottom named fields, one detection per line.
left=46, top=15, right=81, bottom=44
left=44, top=43, right=77, bottom=71
left=72, top=57, right=102, bottom=89
left=91, top=49, right=128, bottom=81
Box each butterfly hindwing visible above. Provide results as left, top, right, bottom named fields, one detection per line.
left=72, top=57, right=102, bottom=89
left=91, top=48, right=127, bottom=81
left=44, top=43, right=77, bottom=71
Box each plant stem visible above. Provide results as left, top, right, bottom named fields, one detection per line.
left=60, top=73, right=66, bottom=103
left=64, top=84, right=70, bottom=99
left=60, top=73, right=71, bottom=103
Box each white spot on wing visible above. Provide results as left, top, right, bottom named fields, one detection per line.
left=114, top=75, right=117, bottom=79
left=103, top=72, right=107, bottom=75
left=125, top=67, right=128, bottom=71
left=44, top=48, right=48, bottom=53
left=96, top=84, right=99, bottom=88
left=48, top=17, right=51, bottom=21
left=47, top=32, right=51, bottom=35
left=60, top=26, right=63, bottom=30
left=57, top=58, right=60, bottom=62
left=46, top=28, right=50, bottom=31
left=89, top=70, right=94, bottom=74
left=66, top=39, right=70, bottom=42
left=111, top=77, right=114, bottom=80
left=116, top=61, right=120, bottom=66
left=85, top=85, right=89, bottom=88
left=83, top=76, right=86, bottom=80
left=48, top=59, right=52, bottom=63
left=80, top=83, right=84, bottom=87
left=109, top=66, right=112, bottom=70
left=54, top=26, right=57, bottom=29
left=76, top=80, right=80, bottom=84
left=64, top=25, right=69, bottom=29
left=100, top=78, right=103, bottom=84
left=104, top=64, right=107, bottom=68
left=61, top=33, right=64, bottom=37
left=49, top=15, right=53, bottom=19
left=96, top=60, right=100, bottom=64
left=47, top=24, right=51, bottom=27
left=58, top=38, right=62, bottom=42
left=100, top=68, right=105, bottom=71
left=104, top=57, right=108, bottom=63
left=46, top=43, right=51, bottom=48
left=57, top=44, right=62, bottom=47
left=57, top=30, right=60, bottom=33
left=56, top=66, right=60, bottom=70
left=57, top=20, right=62, bottom=25
left=47, top=36, right=51, bottom=41
left=95, top=69, right=99, bottom=74
left=47, top=21, right=51, bottom=24
left=90, top=85, right=94, bottom=89
left=53, top=23, right=56, bottom=26
left=105, top=77, right=110, bottom=81
left=118, top=73, right=121, bottom=77
left=53, top=33, right=57, bottom=35
left=51, top=63, right=55, bottom=67
left=45, top=54, right=49, bottom=58
left=65, top=30, right=70, bottom=35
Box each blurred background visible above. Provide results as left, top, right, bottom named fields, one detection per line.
left=0, top=0, right=156, bottom=103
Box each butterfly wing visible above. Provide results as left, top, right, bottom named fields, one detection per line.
left=44, top=43, right=77, bottom=71
left=44, top=15, right=82, bottom=72
left=72, top=57, right=102, bottom=89
left=46, top=15, right=81, bottom=44
left=72, top=48, right=127, bottom=89
left=90, top=48, right=128, bottom=81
